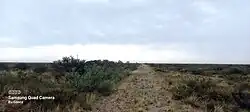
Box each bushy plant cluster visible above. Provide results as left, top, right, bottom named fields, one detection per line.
left=151, top=64, right=250, bottom=111
left=171, top=78, right=234, bottom=110
left=54, top=57, right=138, bottom=94
left=171, top=78, right=250, bottom=111
left=0, top=56, right=139, bottom=111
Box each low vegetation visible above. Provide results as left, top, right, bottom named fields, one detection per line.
left=149, top=63, right=250, bottom=112
left=0, top=56, right=139, bottom=112
left=1, top=61, right=250, bottom=112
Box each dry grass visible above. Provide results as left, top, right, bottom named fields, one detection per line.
left=0, top=59, right=139, bottom=112
left=2, top=63, right=250, bottom=112
left=156, top=68, right=250, bottom=112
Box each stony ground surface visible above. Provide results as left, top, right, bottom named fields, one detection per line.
left=89, top=64, right=201, bottom=112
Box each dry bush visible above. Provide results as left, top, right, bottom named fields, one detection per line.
left=169, top=74, right=247, bottom=111
left=0, top=57, right=139, bottom=111
left=151, top=64, right=250, bottom=111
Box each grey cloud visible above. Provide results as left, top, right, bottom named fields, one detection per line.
left=0, top=0, right=250, bottom=63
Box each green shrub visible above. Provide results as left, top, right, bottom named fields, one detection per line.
left=1, top=56, right=139, bottom=111
left=97, top=80, right=114, bottom=96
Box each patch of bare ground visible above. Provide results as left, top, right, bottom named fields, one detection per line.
left=88, top=65, right=201, bottom=112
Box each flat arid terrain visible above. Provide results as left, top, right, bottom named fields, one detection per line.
left=1, top=57, right=250, bottom=112
left=89, top=64, right=250, bottom=112
left=90, top=64, right=200, bottom=112
left=2, top=0, right=250, bottom=111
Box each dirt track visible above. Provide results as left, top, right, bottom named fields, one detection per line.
left=90, top=64, right=199, bottom=112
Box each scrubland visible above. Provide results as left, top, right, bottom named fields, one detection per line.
left=149, top=64, right=250, bottom=112
left=1, top=58, right=250, bottom=112
left=0, top=56, right=139, bottom=112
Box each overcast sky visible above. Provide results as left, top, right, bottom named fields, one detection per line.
left=0, top=0, right=250, bottom=63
